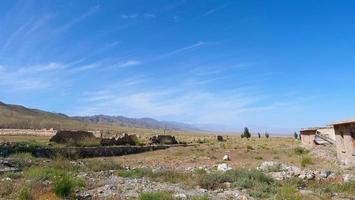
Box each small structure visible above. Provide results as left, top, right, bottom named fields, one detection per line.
left=49, top=130, right=97, bottom=144
left=149, top=135, right=178, bottom=145
left=101, top=133, right=139, bottom=146
left=300, top=128, right=318, bottom=148
left=331, top=119, right=355, bottom=166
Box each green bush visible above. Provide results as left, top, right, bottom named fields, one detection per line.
left=24, top=167, right=65, bottom=181
left=300, top=155, right=312, bottom=167
left=293, top=147, right=308, bottom=155
left=137, top=191, right=174, bottom=200
left=198, top=169, right=275, bottom=197
left=274, top=186, right=302, bottom=200
left=17, top=187, right=31, bottom=200
left=190, top=195, right=209, bottom=200
left=255, top=156, right=263, bottom=160
left=85, top=160, right=122, bottom=172
left=118, top=168, right=153, bottom=179
left=53, top=174, right=84, bottom=197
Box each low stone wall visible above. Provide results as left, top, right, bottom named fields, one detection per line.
left=0, top=129, right=57, bottom=137
left=32, top=146, right=170, bottom=159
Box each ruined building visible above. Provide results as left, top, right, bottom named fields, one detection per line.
left=300, top=126, right=336, bottom=147
left=331, top=119, right=355, bottom=166
left=300, top=118, right=355, bottom=167
left=300, top=128, right=318, bottom=148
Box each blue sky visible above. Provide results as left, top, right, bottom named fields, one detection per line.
left=1, top=0, right=355, bottom=133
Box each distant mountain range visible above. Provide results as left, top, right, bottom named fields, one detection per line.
left=72, top=115, right=200, bottom=131
left=0, top=101, right=201, bottom=131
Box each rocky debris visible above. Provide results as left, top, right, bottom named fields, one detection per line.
left=217, top=135, right=224, bottom=142
left=342, top=174, right=355, bottom=183
left=49, top=130, right=98, bottom=144
left=149, top=135, right=178, bottom=145
left=223, top=155, right=230, bottom=161
left=101, top=133, right=139, bottom=146
left=76, top=172, right=254, bottom=200
left=217, top=163, right=232, bottom=172
left=0, top=159, right=20, bottom=174
left=257, top=161, right=334, bottom=181
left=309, top=145, right=338, bottom=164
left=320, top=170, right=332, bottom=178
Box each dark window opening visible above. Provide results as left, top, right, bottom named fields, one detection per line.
left=351, top=132, right=355, bottom=140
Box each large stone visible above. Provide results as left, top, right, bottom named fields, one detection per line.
left=217, top=163, right=232, bottom=172
left=223, top=155, right=230, bottom=161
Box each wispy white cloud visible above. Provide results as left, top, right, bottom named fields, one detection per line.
left=202, top=4, right=228, bottom=17
left=117, top=60, right=142, bottom=68
left=0, top=59, right=98, bottom=91
left=157, top=42, right=208, bottom=59
left=121, top=13, right=156, bottom=19
left=56, top=5, right=100, bottom=32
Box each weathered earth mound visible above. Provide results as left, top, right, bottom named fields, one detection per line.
left=149, top=135, right=178, bottom=145
left=49, top=130, right=97, bottom=144
left=101, top=133, right=139, bottom=146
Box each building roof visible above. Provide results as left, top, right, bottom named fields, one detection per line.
left=300, top=127, right=320, bottom=131
left=331, top=118, right=355, bottom=125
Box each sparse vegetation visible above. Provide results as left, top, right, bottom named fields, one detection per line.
left=198, top=169, right=276, bottom=197
left=137, top=192, right=174, bottom=200
left=293, top=147, right=308, bottom=155
left=53, top=173, right=83, bottom=197
left=300, top=155, right=313, bottom=167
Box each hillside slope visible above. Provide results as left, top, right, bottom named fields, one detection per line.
left=0, top=101, right=88, bottom=130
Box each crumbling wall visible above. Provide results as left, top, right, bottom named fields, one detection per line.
left=333, top=123, right=355, bottom=166
left=317, top=127, right=336, bottom=141
left=100, top=133, right=139, bottom=146
left=49, top=130, right=97, bottom=144
left=300, top=129, right=317, bottom=148
left=149, top=135, right=178, bottom=145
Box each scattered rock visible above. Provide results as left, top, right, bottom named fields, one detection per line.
left=320, top=170, right=332, bottom=178
left=343, top=174, right=355, bottom=183
left=217, top=164, right=232, bottom=172
left=223, top=155, right=230, bottom=161
left=174, top=193, right=187, bottom=199
left=0, top=159, right=20, bottom=174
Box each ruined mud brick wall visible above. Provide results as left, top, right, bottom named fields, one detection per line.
left=0, top=129, right=57, bottom=137
left=300, top=128, right=317, bottom=148
left=317, top=127, right=336, bottom=141
left=332, top=120, right=355, bottom=167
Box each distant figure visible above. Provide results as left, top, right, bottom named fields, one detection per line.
left=258, top=132, right=261, bottom=138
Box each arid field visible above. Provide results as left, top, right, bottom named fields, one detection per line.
left=0, top=133, right=354, bottom=200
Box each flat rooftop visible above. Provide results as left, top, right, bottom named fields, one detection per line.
left=300, top=127, right=321, bottom=131
left=331, top=118, right=355, bottom=125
